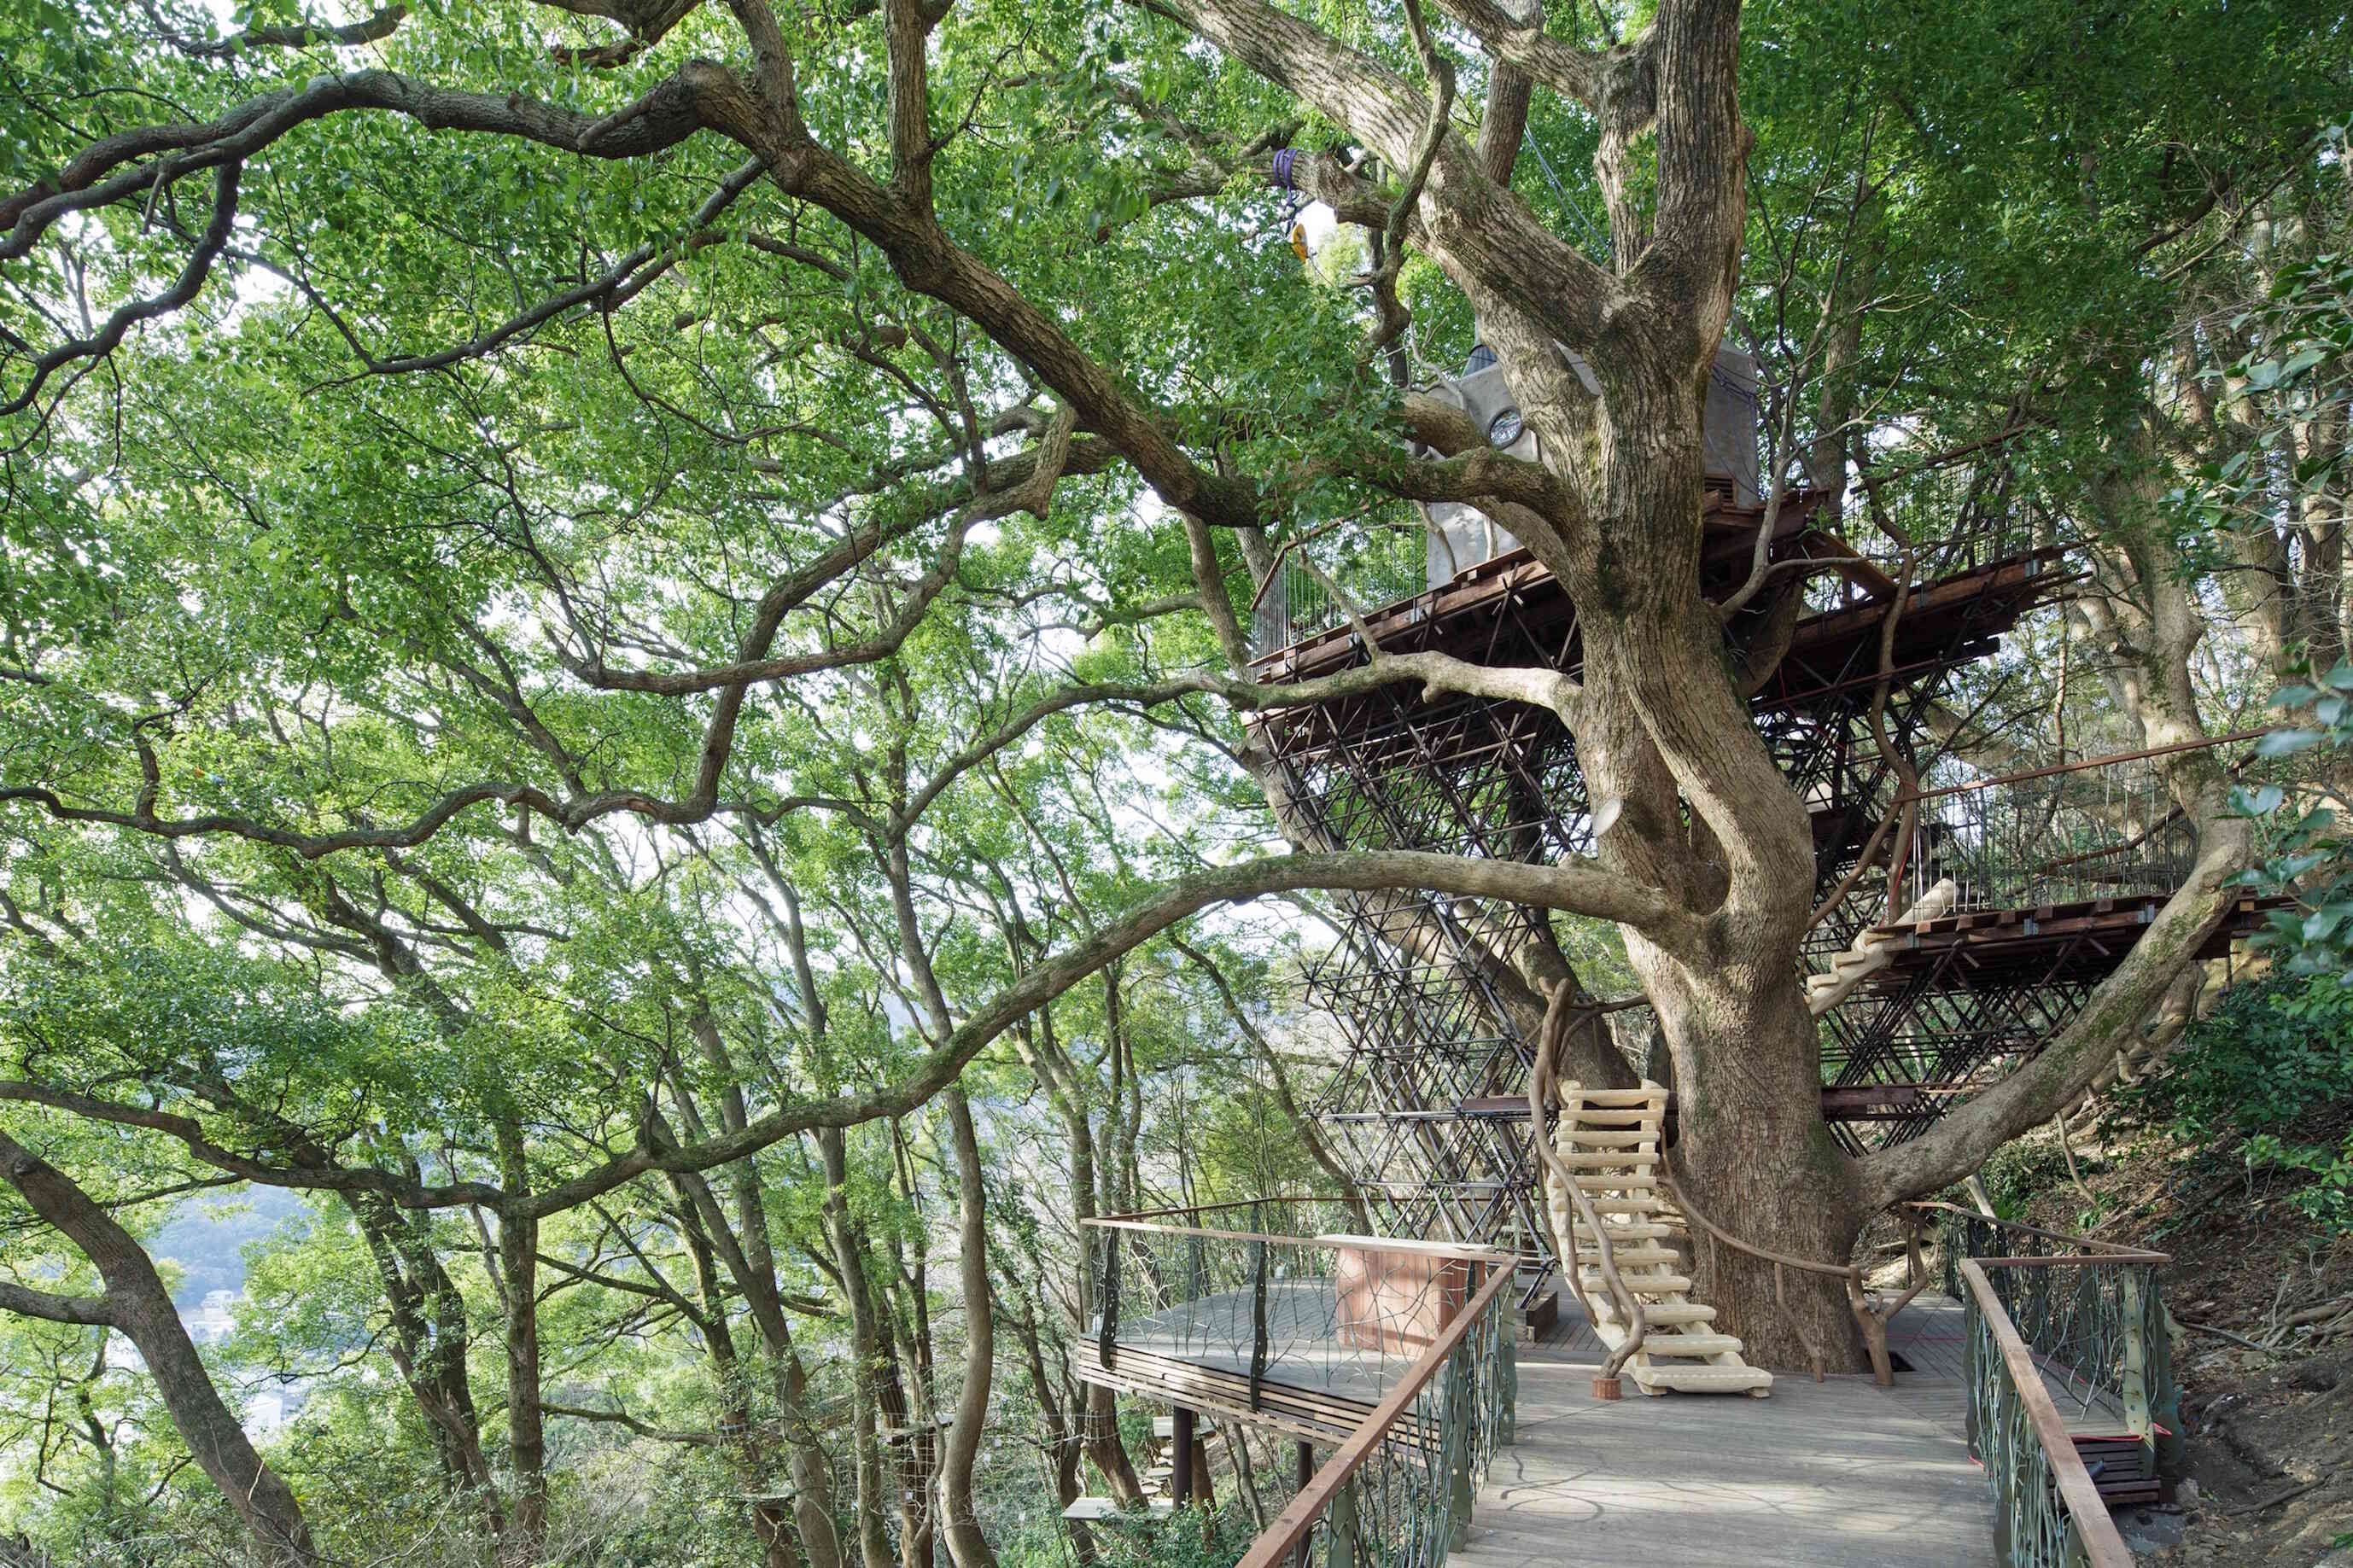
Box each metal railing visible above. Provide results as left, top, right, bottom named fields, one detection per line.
left=1921, top=1205, right=2175, bottom=1460
left=1958, top=1260, right=2135, bottom=1568
left=1884, top=739, right=2236, bottom=916
left=1083, top=1204, right=1517, bottom=1568
left=1236, top=1262, right=1516, bottom=1568
left=1831, top=452, right=2052, bottom=584
left=1086, top=1204, right=1504, bottom=1421
left=1917, top=1204, right=2171, bottom=1568
left=1247, top=534, right=1430, bottom=662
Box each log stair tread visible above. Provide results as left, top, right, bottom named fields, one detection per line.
left=1544, top=1078, right=1774, bottom=1399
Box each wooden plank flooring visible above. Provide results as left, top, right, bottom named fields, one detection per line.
left=1887, top=1292, right=2132, bottom=1433
left=1462, top=1296, right=1997, bottom=1566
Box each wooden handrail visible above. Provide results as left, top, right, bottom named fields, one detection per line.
left=1234, top=1262, right=1516, bottom=1568
left=1955, top=1260, right=2137, bottom=1568
left=1078, top=1215, right=1507, bottom=1263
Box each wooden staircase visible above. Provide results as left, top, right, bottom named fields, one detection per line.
left=1542, top=1081, right=1773, bottom=1397
left=1803, top=877, right=1956, bottom=1016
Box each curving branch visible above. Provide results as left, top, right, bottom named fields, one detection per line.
left=167, top=4, right=409, bottom=59
left=1426, top=0, right=1632, bottom=111
left=2, top=67, right=718, bottom=259
left=309, top=159, right=769, bottom=382
left=0, top=1081, right=502, bottom=1208
left=3, top=162, right=242, bottom=421
left=1857, top=801, right=2254, bottom=1210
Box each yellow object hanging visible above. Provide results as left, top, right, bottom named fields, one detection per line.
left=1288, top=221, right=1311, bottom=262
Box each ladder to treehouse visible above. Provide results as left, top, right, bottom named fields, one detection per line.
left=1542, top=1082, right=1773, bottom=1396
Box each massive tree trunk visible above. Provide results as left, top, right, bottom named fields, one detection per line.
left=0, top=1129, right=318, bottom=1565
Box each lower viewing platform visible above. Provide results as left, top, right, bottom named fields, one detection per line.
left=1077, top=1202, right=2163, bottom=1568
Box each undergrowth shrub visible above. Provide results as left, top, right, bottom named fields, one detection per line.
left=2132, top=973, right=2353, bottom=1233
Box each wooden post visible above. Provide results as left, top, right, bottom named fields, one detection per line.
left=1171, top=1405, right=1194, bottom=1510
left=1293, top=1441, right=1315, bottom=1568
left=2118, top=1268, right=2151, bottom=1446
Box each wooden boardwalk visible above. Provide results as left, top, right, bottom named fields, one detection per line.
left=1463, top=1297, right=1997, bottom=1566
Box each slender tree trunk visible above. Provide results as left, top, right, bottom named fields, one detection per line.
left=1006, top=1009, right=1142, bottom=1506
left=1001, top=1288, right=1097, bottom=1565
left=820, top=1128, right=898, bottom=1568
left=939, top=1087, right=998, bottom=1568
left=0, top=1130, right=317, bottom=1565
left=493, top=1122, right=548, bottom=1563
left=682, top=1064, right=849, bottom=1567
left=349, top=1195, right=503, bottom=1536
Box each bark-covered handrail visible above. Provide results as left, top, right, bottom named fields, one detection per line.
left=1891, top=728, right=2272, bottom=803
left=1655, top=1151, right=1934, bottom=1384
left=1527, top=982, right=1649, bottom=1384
left=1651, top=1147, right=1847, bottom=1381
left=1902, top=1200, right=2169, bottom=1263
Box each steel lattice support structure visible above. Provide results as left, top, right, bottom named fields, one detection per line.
left=1250, top=498, right=2163, bottom=1265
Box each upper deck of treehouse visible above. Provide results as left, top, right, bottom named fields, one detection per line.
left=1242, top=485, right=2067, bottom=756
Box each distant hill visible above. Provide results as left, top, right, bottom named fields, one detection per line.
left=152, top=1187, right=311, bottom=1309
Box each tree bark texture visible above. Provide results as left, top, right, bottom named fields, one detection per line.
left=0, top=1129, right=318, bottom=1565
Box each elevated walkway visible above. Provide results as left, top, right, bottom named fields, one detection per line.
left=1453, top=1338, right=1995, bottom=1566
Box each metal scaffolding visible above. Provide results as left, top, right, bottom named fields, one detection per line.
left=1249, top=477, right=2263, bottom=1268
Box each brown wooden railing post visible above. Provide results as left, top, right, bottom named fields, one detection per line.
left=1171, top=1404, right=1194, bottom=1510
left=1095, top=1224, right=1119, bottom=1371
left=1248, top=1203, right=1270, bottom=1413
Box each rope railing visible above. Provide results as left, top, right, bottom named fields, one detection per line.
left=1649, top=1150, right=1933, bottom=1386
left=1527, top=983, right=1932, bottom=1389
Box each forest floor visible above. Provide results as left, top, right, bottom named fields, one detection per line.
left=1988, top=1113, right=2353, bottom=1565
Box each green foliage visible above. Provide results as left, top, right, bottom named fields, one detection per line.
left=2136, top=975, right=2353, bottom=1233
left=2227, top=667, right=2353, bottom=987
left=2177, top=129, right=2353, bottom=542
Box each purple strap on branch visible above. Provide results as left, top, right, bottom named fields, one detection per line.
left=1271, top=149, right=1297, bottom=191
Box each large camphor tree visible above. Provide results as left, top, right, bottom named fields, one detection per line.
left=0, top=0, right=2343, bottom=1472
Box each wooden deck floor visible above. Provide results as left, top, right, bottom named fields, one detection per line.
left=1461, top=1320, right=1997, bottom=1566
left=1544, top=1287, right=2128, bottom=1431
